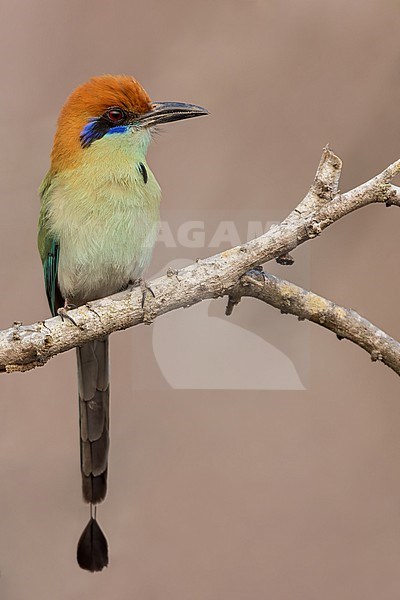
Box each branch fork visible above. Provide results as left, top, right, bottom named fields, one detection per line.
left=1, top=145, right=400, bottom=377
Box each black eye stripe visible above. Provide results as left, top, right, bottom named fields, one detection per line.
left=80, top=109, right=135, bottom=148
left=80, top=118, right=111, bottom=148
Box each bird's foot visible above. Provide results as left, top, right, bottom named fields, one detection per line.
left=57, top=300, right=81, bottom=328
left=129, top=278, right=155, bottom=308
left=129, top=278, right=156, bottom=324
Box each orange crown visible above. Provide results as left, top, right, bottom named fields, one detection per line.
left=51, top=75, right=152, bottom=171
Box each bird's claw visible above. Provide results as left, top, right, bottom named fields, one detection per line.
left=58, top=302, right=82, bottom=328
left=129, top=278, right=156, bottom=323
left=139, top=280, right=155, bottom=309
left=129, top=278, right=155, bottom=309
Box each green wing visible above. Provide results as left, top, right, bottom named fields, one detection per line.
left=43, top=238, right=61, bottom=317
left=38, top=171, right=64, bottom=317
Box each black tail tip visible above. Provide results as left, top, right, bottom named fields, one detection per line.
left=77, top=517, right=109, bottom=572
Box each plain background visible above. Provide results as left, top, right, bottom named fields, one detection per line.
left=1, top=1, right=400, bottom=598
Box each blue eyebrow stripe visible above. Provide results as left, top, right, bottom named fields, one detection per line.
left=106, top=126, right=129, bottom=135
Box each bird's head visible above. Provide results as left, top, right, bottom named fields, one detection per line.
left=51, top=74, right=208, bottom=171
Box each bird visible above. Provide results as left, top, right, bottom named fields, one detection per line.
left=37, top=74, right=208, bottom=572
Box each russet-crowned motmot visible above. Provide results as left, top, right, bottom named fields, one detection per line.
left=38, top=75, right=207, bottom=571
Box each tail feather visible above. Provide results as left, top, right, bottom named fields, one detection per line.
left=81, top=428, right=109, bottom=477
left=77, top=517, right=108, bottom=572
left=77, top=338, right=110, bottom=503
left=82, top=470, right=108, bottom=506
left=76, top=337, right=110, bottom=572
left=80, top=389, right=108, bottom=444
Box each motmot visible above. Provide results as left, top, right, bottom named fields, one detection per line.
left=37, top=75, right=208, bottom=571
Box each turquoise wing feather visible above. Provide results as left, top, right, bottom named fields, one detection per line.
left=38, top=171, right=63, bottom=316
left=43, top=238, right=61, bottom=317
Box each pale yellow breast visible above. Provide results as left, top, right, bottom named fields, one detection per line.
left=47, top=133, right=161, bottom=304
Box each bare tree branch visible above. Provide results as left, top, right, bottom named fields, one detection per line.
left=227, top=270, right=400, bottom=377
left=1, top=147, right=399, bottom=375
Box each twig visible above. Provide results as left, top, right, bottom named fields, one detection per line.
left=227, top=270, right=400, bottom=377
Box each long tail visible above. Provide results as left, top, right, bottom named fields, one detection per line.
left=76, top=337, right=110, bottom=572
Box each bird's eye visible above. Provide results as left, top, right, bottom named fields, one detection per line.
left=105, top=108, right=125, bottom=123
